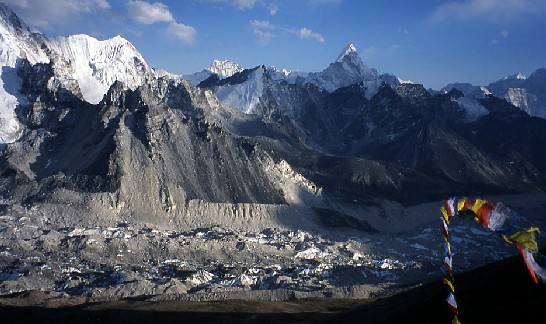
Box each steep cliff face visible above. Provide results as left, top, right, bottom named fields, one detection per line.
left=0, top=3, right=155, bottom=144
left=2, top=67, right=297, bottom=216
left=1, top=2, right=546, bottom=232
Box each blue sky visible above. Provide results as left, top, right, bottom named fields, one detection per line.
left=4, top=0, right=546, bottom=89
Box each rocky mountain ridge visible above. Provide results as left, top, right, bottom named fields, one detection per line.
left=441, top=68, right=546, bottom=119
left=0, top=2, right=153, bottom=144
left=1, top=1, right=546, bottom=303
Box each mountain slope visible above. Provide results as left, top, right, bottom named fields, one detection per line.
left=0, top=3, right=49, bottom=143
left=304, top=43, right=398, bottom=94
left=445, top=69, right=546, bottom=119
left=48, top=34, right=151, bottom=104
left=0, top=3, right=153, bottom=144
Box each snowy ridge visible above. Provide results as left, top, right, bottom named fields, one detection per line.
left=446, top=68, right=546, bottom=119
left=267, top=66, right=309, bottom=84
left=209, top=59, right=242, bottom=79
left=196, top=43, right=401, bottom=116
left=504, top=73, right=526, bottom=81
left=183, top=59, right=242, bottom=86
left=502, top=68, right=546, bottom=118
left=0, top=3, right=49, bottom=143
left=0, top=3, right=154, bottom=143
left=215, top=66, right=264, bottom=114
left=304, top=43, right=383, bottom=93
left=336, top=43, right=358, bottom=63
left=48, top=34, right=150, bottom=104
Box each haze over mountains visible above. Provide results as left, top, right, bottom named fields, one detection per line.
left=0, top=1, right=545, bottom=304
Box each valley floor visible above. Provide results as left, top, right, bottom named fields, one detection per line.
left=1, top=253, right=546, bottom=324
left=1, top=193, right=545, bottom=323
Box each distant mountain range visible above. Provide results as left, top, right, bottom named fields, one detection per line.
left=1, top=1, right=546, bottom=304
left=1, top=0, right=545, bottom=215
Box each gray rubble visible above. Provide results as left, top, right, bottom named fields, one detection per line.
left=2, top=193, right=544, bottom=301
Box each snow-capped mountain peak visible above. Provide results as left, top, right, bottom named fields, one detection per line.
left=183, top=59, right=243, bottom=86
left=336, top=43, right=358, bottom=63
left=504, top=72, right=527, bottom=80
left=334, top=43, right=377, bottom=77
left=0, top=3, right=51, bottom=143
left=304, top=43, right=382, bottom=93
left=0, top=4, right=154, bottom=144
left=208, top=59, right=242, bottom=79
left=397, top=77, right=414, bottom=84
left=48, top=33, right=151, bottom=104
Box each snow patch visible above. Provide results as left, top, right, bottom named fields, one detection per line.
left=183, top=59, right=242, bottom=86
left=49, top=34, right=149, bottom=104
left=336, top=43, right=358, bottom=63
left=0, top=10, right=49, bottom=143
left=215, top=67, right=264, bottom=114
left=209, top=59, right=242, bottom=78
left=453, top=96, right=488, bottom=121
left=504, top=88, right=536, bottom=115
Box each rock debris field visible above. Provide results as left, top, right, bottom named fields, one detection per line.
left=1, top=196, right=536, bottom=302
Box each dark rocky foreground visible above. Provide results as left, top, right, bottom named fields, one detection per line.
left=1, top=253, right=545, bottom=324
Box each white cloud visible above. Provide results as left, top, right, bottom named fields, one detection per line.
left=124, top=1, right=197, bottom=45
left=250, top=20, right=325, bottom=44
left=430, top=0, right=546, bottom=23
left=250, top=20, right=277, bottom=30
left=167, top=22, right=197, bottom=44
left=201, top=0, right=257, bottom=10
left=126, top=1, right=174, bottom=25
left=491, top=29, right=509, bottom=45
left=268, top=3, right=278, bottom=16
left=2, top=0, right=110, bottom=28
left=233, top=0, right=257, bottom=10
left=295, top=27, right=325, bottom=43
left=253, top=29, right=275, bottom=44
left=96, top=0, right=111, bottom=9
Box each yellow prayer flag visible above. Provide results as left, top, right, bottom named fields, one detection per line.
left=443, top=277, right=455, bottom=292
left=441, top=206, right=450, bottom=222
left=471, top=199, right=488, bottom=214
left=457, top=198, right=467, bottom=213
left=502, top=228, right=540, bottom=251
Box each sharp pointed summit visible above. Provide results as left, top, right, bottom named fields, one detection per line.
left=303, top=43, right=394, bottom=93
left=2, top=1, right=546, bottom=308
left=336, top=43, right=358, bottom=63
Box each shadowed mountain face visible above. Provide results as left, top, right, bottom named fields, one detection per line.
left=3, top=61, right=290, bottom=207
left=1, top=1, right=546, bottom=229
left=3, top=2, right=546, bottom=307
left=3, top=56, right=546, bottom=221
left=277, top=82, right=546, bottom=194
left=0, top=58, right=448, bottom=212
